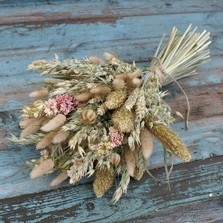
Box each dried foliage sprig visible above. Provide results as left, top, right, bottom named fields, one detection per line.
left=12, top=25, right=210, bottom=202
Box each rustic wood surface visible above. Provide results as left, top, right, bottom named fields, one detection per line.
left=0, top=0, right=223, bottom=222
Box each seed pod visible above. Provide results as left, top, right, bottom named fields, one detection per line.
left=29, top=89, right=49, bottom=98
left=20, top=119, right=43, bottom=138
left=112, top=106, right=134, bottom=133
left=110, top=153, right=121, bottom=166
left=30, top=159, right=54, bottom=179
left=140, top=128, right=153, bottom=159
left=125, top=73, right=135, bottom=81
left=105, top=89, right=127, bottom=110
left=115, top=73, right=128, bottom=81
left=146, top=116, right=191, bottom=162
left=74, top=91, right=93, bottom=102
left=112, top=78, right=125, bottom=90
left=41, top=114, right=66, bottom=132
left=133, top=167, right=145, bottom=181
left=81, top=109, right=96, bottom=124
left=126, top=78, right=142, bottom=89
left=132, top=78, right=142, bottom=88
left=50, top=172, right=68, bottom=187
left=90, top=86, right=111, bottom=96
left=93, top=168, right=115, bottom=198
left=103, top=52, right=116, bottom=61
left=124, top=148, right=136, bottom=177
left=52, top=130, right=70, bottom=144
left=19, top=117, right=37, bottom=129
left=88, top=56, right=105, bottom=65
left=36, top=132, right=56, bottom=149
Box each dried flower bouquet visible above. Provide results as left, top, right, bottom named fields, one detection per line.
left=12, top=25, right=211, bottom=202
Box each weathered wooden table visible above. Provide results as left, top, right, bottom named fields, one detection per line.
left=0, top=1, right=223, bottom=222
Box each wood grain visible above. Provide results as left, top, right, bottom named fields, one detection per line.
left=0, top=0, right=223, bottom=221
left=0, top=112, right=222, bottom=199
left=1, top=0, right=223, bottom=26
left=0, top=156, right=223, bottom=223
left=128, top=197, right=223, bottom=223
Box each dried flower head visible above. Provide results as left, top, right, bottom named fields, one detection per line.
left=110, top=153, right=121, bottom=166
left=93, top=168, right=115, bottom=197
left=81, top=109, right=97, bottom=125
left=22, top=100, right=45, bottom=118
left=55, top=93, right=79, bottom=115
left=105, top=89, right=127, bottom=110
left=52, top=130, right=70, bottom=144
left=140, top=128, right=153, bottom=159
left=41, top=114, right=66, bottom=132
left=88, top=56, right=105, bottom=65
left=50, top=172, right=68, bottom=187
left=30, top=159, right=54, bottom=179
left=112, top=106, right=134, bottom=133
left=74, top=91, right=93, bottom=102
left=146, top=117, right=191, bottom=162
left=108, top=127, right=124, bottom=147
left=124, top=148, right=136, bottom=177
left=44, top=98, right=58, bottom=117
left=29, top=89, right=49, bottom=98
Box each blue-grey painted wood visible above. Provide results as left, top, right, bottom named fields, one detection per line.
left=0, top=12, right=223, bottom=111
left=0, top=113, right=222, bottom=199
left=128, top=197, right=223, bottom=223
left=0, top=156, right=223, bottom=222
left=0, top=0, right=223, bottom=221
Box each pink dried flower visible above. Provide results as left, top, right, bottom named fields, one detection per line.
left=44, top=94, right=79, bottom=117
left=109, top=127, right=124, bottom=147
left=55, top=93, right=79, bottom=115
left=44, top=98, right=59, bottom=117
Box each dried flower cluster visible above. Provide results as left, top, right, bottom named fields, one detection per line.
left=12, top=25, right=210, bottom=202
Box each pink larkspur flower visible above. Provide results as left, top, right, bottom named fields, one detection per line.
left=55, top=93, right=79, bottom=115
left=109, top=127, right=124, bottom=147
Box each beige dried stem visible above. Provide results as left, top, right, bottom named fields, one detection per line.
left=149, top=24, right=211, bottom=129
left=152, top=24, right=211, bottom=85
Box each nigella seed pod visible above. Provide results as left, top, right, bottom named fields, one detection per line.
left=110, top=153, right=121, bottom=166
left=81, top=109, right=97, bottom=124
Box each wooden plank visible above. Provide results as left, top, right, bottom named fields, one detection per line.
left=0, top=0, right=222, bottom=26
left=0, top=32, right=223, bottom=111
left=0, top=156, right=223, bottom=222
left=0, top=113, right=222, bottom=199
left=128, top=197, right=223, bottom=223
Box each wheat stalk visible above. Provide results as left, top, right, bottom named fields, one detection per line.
left=152, top=24, right=211, bottom=85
